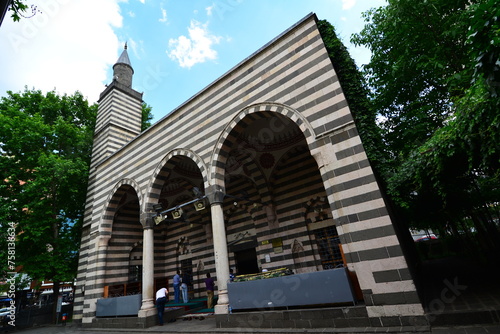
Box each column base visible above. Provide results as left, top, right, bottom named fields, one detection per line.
left=214, top=304, right=229, bottom=314
left=140, top=297, right=155, bottom=312
left=138, top=307, right=157, bottom=318
left=217, top=289, right=229, bottom=304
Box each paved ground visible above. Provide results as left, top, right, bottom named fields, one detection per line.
left=7, top=257, right=500, bottom=334
left=7, top=319, right=500, bottom=334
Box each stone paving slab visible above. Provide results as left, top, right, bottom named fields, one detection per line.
left=11, top=321, right=500, bottom=334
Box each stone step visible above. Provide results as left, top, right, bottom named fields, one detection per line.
left=429, top=308, right=500, bottom=327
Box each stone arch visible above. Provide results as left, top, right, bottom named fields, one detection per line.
left=268, top=144, right=310, bottom=192
left=224, top=202, right=261, bottom=224
left=144, top=148, right=209, bottom=215
left=210, top=102, right=316, bottom=190
left=129, top=240, right=143, bottom=254
left=176, top=236, right=191, bottom=258
left=224, top=153, right=272, bottom=206
left=99, top=178, right=142, bottom=242
left=303, top=196, right=344, bottom=271
left=304, top=196, right=332, bottom=224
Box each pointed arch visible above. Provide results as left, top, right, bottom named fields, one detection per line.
left=99, top=178, right=142, bottom=241
left=304, top=196, right=333, bottom=224
left=224, top=202, right=261, bottom=223
left=210, top=102, right=316, bottom=189
left=144, top=148, right=209, bottom=217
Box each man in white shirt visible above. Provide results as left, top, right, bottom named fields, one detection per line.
left=155, top=287, right=168, bottom=325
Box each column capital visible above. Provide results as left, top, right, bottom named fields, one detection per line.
left=142, top=212, right=155, bottom=229
left=207, top=185, right=225, bottom=205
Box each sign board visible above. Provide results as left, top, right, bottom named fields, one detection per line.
left=56, top=295, right=63, bottom=313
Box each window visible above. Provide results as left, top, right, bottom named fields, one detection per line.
left=314, top=225, right=343, bottom=270
left=128, top=265, right=142, bottom=282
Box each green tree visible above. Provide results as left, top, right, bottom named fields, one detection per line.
left=317, top=19, right=388, bottom=179
left=352, top=0, right=471, bottom=160
left=0, top=88, right=97, bottom=320
left=6, top=0, right=38, bottom=22
left=141, top=102, right=153, bottom=131
left=352, top=0, right=500, bottom=257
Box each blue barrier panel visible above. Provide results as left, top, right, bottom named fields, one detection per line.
left=228, top=268, right=355, bottom=310
left=96, top=294, right=142, bottom=317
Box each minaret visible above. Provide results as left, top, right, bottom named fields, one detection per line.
left=113, top=42, right=134, bottom=88
left=92, top=43, right=143, bottom=165
left=75, top=44, right=144, bottom=324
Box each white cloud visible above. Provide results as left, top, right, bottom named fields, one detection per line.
left=129, top=11, right=136, bottom=18
left=342, top=0, right=356, bottom=10
left=159, top=7, right=167, bottom=23
left=167, top=20, right=222, bottom=69
left=138, top=0, right=145, bottom=3
left=0, top=0, right=123, bottom=103
left=205, top=5, right=214, bottom=16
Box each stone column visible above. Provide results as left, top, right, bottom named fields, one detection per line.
left=210, top=190, right=230, bottom=314
left=138, top=219, right=156, bottom=318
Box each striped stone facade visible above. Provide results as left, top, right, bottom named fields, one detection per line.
left=74, top=13, right=427, bottom=328
left=92, top=84, right=143, bottom=164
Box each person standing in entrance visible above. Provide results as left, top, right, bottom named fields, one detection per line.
left=204, top=273, right=215, bottom=309
left=229, top=268, right=235, bottom=282
left=172, top=270, right=181, bottom=303
left=155, top=287, right=168, bottom=326
left=181, top=270, right=191, bottom=303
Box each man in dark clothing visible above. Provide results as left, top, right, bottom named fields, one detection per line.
left=229, top=269, right=235, bottom=282
left=181, top=271, right=191, bottom=303
left=205, top=273, right=215, bottom=309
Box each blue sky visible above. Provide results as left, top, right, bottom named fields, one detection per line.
left=0, top=0, right=386, bottom=123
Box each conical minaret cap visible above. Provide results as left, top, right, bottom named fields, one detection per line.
left=113, top=43, right=134, bottom=87
left=114, top=42, right=133, bottom=70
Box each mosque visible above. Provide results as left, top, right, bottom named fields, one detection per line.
left=74, top=13, right=427, bottom=329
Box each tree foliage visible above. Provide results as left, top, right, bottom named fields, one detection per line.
left=352, top=0, right=500, bottom=255
left=141, top=102, right=153, bottom=131
left=7, top=0, right=39, bottom=22
left=317, top=20, right=389, bottom=178
left=0, top=88, right=97, bottom=283
left=352, top=0, right=472, bottom=159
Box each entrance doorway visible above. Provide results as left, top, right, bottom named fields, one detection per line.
left=234, top=248, right=259, bottom=275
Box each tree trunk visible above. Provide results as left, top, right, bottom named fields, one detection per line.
left=51, top=281, right=60, bottom=324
